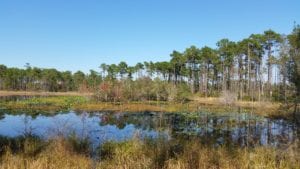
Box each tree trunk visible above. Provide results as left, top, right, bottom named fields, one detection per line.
left=267, top=45, right=272, bottom=99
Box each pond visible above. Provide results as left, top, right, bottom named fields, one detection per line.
left=0, top=110, right=298, bottom=149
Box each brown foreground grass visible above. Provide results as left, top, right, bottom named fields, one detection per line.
left=0, top=138, right=93, bottom=169
left=0, top=137, right=299, bottom=169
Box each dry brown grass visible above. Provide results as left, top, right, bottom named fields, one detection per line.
left=97, top=139, right=299, bottom=169
left=74, top=102, right=166, bottom=112
left=74, top=102, right=198, bottom=113
left=97, top=139, right=152, bottom=169
left=192, top=96, right=283, bottom=116
left=165, top=142, right=300, bottom=169
left=0, top=138, right=93, bottom=169
left=193, top=96, right=280, bottom=108
left=0, top=137, right=299, bottom=169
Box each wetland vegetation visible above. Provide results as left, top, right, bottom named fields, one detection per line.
left=0, top=109, right=299, bottom=169
left=0, top=14, right=299, bottom=169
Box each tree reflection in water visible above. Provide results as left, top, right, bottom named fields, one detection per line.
left=0, top=110, right=298, bottom=149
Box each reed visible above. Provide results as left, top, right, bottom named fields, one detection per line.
left=0, top=136, right=299, bottom=169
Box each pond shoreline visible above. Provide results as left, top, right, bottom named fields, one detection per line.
left=1, top=94, right=299, bottom=169
left=0, top=91, right=295, bottom=120
left=0, top=90, right=281, bottom=109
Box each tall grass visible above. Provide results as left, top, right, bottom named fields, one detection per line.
left=98, top=139, right=152, bottom=169
left=0, top=138, right=93, bottom=169
left=98, top=138, right=300, bottom=169
left=164, top=142, right=300, bottom=169
left=1, top=136, right=299, bottom=169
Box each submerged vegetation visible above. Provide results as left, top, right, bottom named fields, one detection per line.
left=0, top=135, right=299, bottom=169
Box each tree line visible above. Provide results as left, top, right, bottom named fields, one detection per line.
left=0, top=26, right=299, bottom=103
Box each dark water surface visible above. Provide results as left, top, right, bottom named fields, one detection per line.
left=0, top=95, right=46, bottom=102
left=0, top=110, right=298, bottom=149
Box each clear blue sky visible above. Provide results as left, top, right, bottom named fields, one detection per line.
left=0, top=0, right=299, bottom=73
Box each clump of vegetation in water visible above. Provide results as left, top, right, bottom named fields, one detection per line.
left=0, top=94, right=290, bottom=119
left=0, top=96, right=88, bottom=112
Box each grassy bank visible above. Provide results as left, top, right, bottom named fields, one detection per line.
left=0, top=90, right=93, bottom=97
left=0, top=136, right=299, bottom=169
left=0, top=93, right=294, bottom=119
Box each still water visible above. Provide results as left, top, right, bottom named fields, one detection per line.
left=0, top=110, right=298, bottom=148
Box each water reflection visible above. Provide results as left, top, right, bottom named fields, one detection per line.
left=99, top=111, right=299, bottom=147
left=0, top=111, right=298, bottom=148
left=0, top=95, right=44, bottom=102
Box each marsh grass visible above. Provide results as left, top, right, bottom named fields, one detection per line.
left=0, top=136, right=45, bottom=158
left=0, top=91, right=92, bottom=97
left=0, top=96, right=88, bottom=112
left=98, top=139, right=152, bottom=169
left=0, top=138, right=93, bottom=169
left=165, top=142, right=300, bottom=169
left=1, top=135, right=299, bottom=169
left=0, top=95, right=296, bottom=121
left=0, top=96, right=232, bottom=114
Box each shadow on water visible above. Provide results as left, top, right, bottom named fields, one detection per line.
left=0, top=95, right=46, bottom=102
